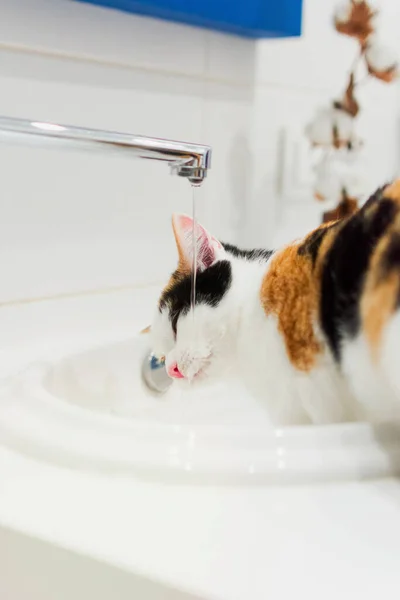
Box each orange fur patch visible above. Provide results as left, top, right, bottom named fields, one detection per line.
left=172, top=215, right=191, bottom=274
left=300, top=221, right=339, bottom=258
left=362, top=273, right=398, bottom=358
left=160, top=272, right=180, bottom=300
left=362, top=220, right=400, bottom=359
left=260, top=244, right=323, bottom=371
left=384, top=179, right=400, bottom=202
left=314, top=224, right=342, bottom=278
left=157, top=217, right=191, bottom=306
left=140, top=325, right=151, bottom=334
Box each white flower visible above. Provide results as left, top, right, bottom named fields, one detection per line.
left=305, top=107, right=359, bottom=149
left=365, top=37, right=398, bottom=82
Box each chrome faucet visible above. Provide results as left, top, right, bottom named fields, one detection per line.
left=0, top=115, right=211, bottom=394
left=0, top=116, right=211, bottom=185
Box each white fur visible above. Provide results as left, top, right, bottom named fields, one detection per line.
left=151, top=247, right=360, bottom=425
left=151, top=216, right=400, bottom=426
left=342, top=312, right=400, bottom=422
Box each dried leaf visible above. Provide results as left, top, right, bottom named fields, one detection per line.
left=367, top=64, right=398, bottom=82
left=322, top=191, right=358, bottom=223
left=334, top=1, right=376, bottom=44
left=314, top=191, right=326, bottom=202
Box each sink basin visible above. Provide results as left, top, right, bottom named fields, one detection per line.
left=0, top=335, right=400, bottom=483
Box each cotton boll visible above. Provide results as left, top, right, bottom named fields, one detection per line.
left=305, top=108, right=337, bottom=147
left=313, top=157, right=343, bottom=201
left=334, top=1, right=352, bottom=24
left=306, top=108, right=334, bottom=147
left=313, top=152, right=366, bottom=203
left=334, top=0, right=377, bottom=43
left=341, top=168, right=367, bottom=198
left=306, top=107, right=358, bottom=148
left=365, top=37, right=398, bottom=82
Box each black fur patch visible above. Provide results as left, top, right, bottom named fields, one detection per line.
left=159, top=260, right=232, bottom=334
left=222, top=243, right=273, bottom=262
left=298, top=222, right=339, bottom=266
left=320, top=192, right=398, bottom=361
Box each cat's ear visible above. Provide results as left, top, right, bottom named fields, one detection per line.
left=172, top=214, right=224, bottom=272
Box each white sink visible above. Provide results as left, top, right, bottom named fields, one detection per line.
left=1, top=289, right=400, bottom=600
left=1, top=334, right=400, bottom=483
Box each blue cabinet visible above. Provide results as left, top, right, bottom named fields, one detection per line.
left=79, top=0, right=303, bottom=38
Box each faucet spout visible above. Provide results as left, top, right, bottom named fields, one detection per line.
left=0, top=116, right=211, bottom=185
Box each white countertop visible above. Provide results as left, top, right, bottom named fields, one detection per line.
left=2, top=445, right=400, bottom=600
left=1, top=287, right=400, bottom=600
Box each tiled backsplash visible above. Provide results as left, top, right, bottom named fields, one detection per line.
left=0, top=0, right=399, bottom=305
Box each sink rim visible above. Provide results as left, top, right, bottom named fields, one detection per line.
left=0, top=346, right=399, bottom=484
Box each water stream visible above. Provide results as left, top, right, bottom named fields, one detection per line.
left=190, top=184, right=199, bottom=315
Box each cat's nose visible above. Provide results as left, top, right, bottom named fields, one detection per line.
left=167, top=362, right=184, bottom=379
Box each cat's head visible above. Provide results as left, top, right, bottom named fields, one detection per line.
left=150, top=214, right=235, bottom=383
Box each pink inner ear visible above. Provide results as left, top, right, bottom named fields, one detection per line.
left=173, top=213, right=222, bottom=272
left=175, top=215, right=193, bottom=231
left=198, top=229, right=215, bottom=269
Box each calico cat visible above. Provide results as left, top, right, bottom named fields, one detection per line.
left=150, top=180, right=400, bottom=425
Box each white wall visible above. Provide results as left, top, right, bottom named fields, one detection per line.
left=0, top=0, right=399, bottom=304
left=0, top=0, right=255, bottom=302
